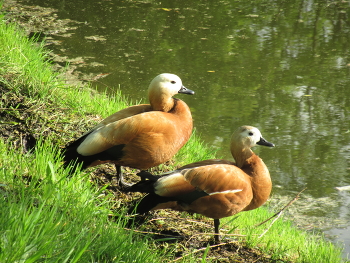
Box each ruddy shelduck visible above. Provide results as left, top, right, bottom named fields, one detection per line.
left=125, top=126, right=274, bottom=242
left=63, top=73, right=194, bottom=187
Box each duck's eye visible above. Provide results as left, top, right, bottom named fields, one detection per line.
left=248, top=132, right=254, bottom=136
left=171, top=81, right=176, bottom=84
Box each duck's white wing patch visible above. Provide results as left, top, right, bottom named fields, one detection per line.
left=77, top=128, right=108, bottom=156
left=154, top=172, right=185, bottom=195
left=208, top=189, right=243, bottom=196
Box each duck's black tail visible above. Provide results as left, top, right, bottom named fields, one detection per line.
left=62, top=131, right=125, bottom=173
left=126, top=193, right=176, bottom=228
left=125, top=177, right=175, bottom=213
left=124, top=179, right=155, bottom=194
left=128, top=193, right=175, bottom=215
left=62, top=133, right=93, bottom=172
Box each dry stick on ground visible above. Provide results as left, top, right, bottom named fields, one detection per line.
left=255, top=187, right=307, bottom=230
left=0, top=108, right=26, bottom=111
left=256, top=188, right=306, bottom=239
left=258, top=211, right=284, bottom=239
left=147, top=216, right=213, bottom=227
left=185, top=232, right=247, bottom=247
left=0, top=108, right=70, bottom=111
left=172, top=240, right=237, bottom=262
left=123, top=228, right=183, bottom=239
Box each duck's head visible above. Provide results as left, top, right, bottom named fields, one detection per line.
left=231, top=126, right=275, bottom=149
left=148, top=73, right=194, bottom=97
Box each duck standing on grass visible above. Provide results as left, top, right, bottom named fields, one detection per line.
left=125, top=126, right=274, bottom=242
left=63, top=73, right=194, bottom=188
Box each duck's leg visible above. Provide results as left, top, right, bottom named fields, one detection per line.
left=115, top=165, right=132, bottom=189
left=214, top=218, right=221, bottom=243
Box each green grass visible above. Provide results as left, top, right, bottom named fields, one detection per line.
left=223, top=206, right=345, bottom=262
left=0, top=13, right=131, bottom=121
left=0, top=139, right=164, bottom=262
left=0, top=20, right=57, bottom=99
left=0, top=11, right=348, bottom=263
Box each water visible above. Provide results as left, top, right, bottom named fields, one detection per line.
left=6, top=0, right=350, bottom=258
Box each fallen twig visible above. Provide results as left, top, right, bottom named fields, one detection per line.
left=123, top=227, right=182, bottom=238
left=0, top=108, right=26, bottom=111
left=172, top=240, right=236, bottom=262
left=184, top=231, right=247, bottom=247
left=0, top=107, right=70, bottom=111
left=147, top=216, right=212, bottom=227
left=255, top=187, right=307, bottom=227
left=258, top=210, right=284, bottom=239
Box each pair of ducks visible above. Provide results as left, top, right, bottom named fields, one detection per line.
left=63, top=73, right=274, bottom=242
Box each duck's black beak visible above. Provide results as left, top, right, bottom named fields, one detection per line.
left=178, top=85, right=195, bottom=95
left=257, top=137, right=275, bottom=147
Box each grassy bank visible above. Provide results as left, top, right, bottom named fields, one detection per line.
left=0, top=11, right=347, bottom=262
left=0, top=139, right=165, bottom=262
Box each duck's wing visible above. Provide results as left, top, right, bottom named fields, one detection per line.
left=76, top=110, right=181, bottom=156
left=154, top=164, right=253, bottom=218
left=178, top=159, right=236, bottom=170
left=155, top=164, right=248, bottom=198
left=127, top=164, right=251, bottom=216
left=82, top=104, right=152, bottom=136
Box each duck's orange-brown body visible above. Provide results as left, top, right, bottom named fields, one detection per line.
left=63, top=73, right=194, bottom=186
left=78, top=99, right=192, bottom=170
left=126, top=126, right=274, bottom=241
left=151, top=153, right=271, bottom=219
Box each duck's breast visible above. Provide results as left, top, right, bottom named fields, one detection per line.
left=241, top=154, right=272, bottom=211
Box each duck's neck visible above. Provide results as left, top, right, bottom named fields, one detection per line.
left=231, top=145, right=253, bottom=168
left=149, top=93, right=175, bottom=112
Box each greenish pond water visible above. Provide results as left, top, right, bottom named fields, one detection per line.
left=7, top=0, right=350, bottom=258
